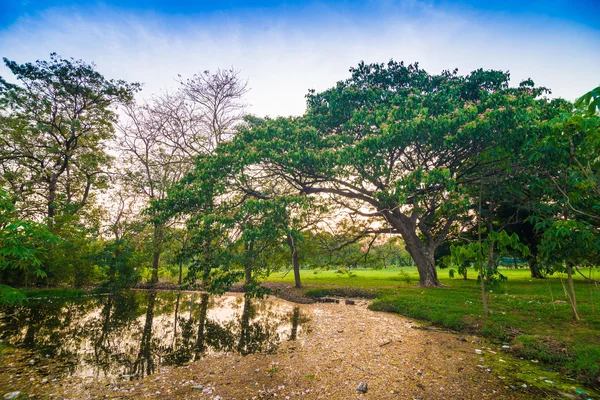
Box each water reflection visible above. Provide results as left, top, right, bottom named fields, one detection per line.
left=0, top=291, right=307, bottom=380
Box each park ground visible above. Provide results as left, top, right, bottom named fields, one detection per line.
left=3, top=267, right=599, bottom=399
left=265, top=266, right=600, bottom=391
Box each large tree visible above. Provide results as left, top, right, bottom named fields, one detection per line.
left=529, top=86, right=600, bottom=320
left=0, top=53, right=138, bottom=224
left=212, top=61, right=554, bottom=286
left=118, top=69, right=248, bottom=285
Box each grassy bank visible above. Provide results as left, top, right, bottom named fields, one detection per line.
left=267, top=267, right=600, bottom=388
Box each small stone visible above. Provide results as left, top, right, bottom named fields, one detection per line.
left=344, top=299, right=355, bottom=305
left=42, top=378, right=48, bottom=383
left=356, top=382, right=368, bottom=393
left=192, top=385, right=203, bottom=390
left=475, top=349, right=483, bottom=354
left=28, top=359, right=35, bottom=365
left=521, top=384, right=527, bottom=388
left=4, top=392, right=21, bottom=400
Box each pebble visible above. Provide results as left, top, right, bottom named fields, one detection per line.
left=3, top=392, right=20, bottom=400
left=356, top=382, right=368, bottom=393
left=475, top=349, right=483, bottom=355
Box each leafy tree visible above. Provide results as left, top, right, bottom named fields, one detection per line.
left=118, top=69, right=248, bottom=285
left=529, top=86, right=600, bottom=320
left=0, top=53, right=138, bottom=223
left=215, top=61, right=554, bottom=286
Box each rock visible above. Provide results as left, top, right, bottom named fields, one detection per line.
left=319, top=298, right=337, bottom=303
left=356, top=382, right=368, bottom=393
left=4, top=392, right=20, bottom=400
left=28, top=359, right=35, bottom=365
left=192, top=385, right=203, bottom=390
left=344, top=299, right=355, bottom=305
left=457, top=337, right=467, bottom=342
left=475, top=349, right=483, bottom=354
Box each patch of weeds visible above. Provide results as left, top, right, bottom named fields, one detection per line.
left=398, top=269, right=412, bottom=284
left=305, top=374, right=315, bottom=380
left=481, top=321, right=513, bottom=341
left=513, top=335, right=570, bottom=365
left=567, top=346, right=600, bottom=387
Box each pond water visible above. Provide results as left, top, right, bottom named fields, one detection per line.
left=0, top=291, right=307, bottom=381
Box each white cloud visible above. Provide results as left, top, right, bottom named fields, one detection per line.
left=1, top=2, right=598, bottom=117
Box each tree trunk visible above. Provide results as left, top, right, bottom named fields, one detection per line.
left=383, top=210, right=441, bottom=287
left=478, top=182, right=489, bottom=316
left=178, top=260, right=183, bottom=285
left=528, top=258, right=544, bottom=279
left=566, top=262, right=580, bottom=321
left=403, top=237, right=440, bottom=287
left=150, top=223, right=163, bottom=285
left=47, top=179, right=57, bottom=223
left=287, top=233, right=301, bottom=288
left=244, top=240, right=254, bottom=286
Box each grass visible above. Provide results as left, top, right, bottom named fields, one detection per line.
left=267, top=266, right=600, bottom=389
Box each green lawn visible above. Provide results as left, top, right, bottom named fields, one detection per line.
left=267, top=267, right=600, bottom=388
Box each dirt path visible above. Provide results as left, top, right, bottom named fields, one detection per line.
left=1, top=297, right=541, bottom=399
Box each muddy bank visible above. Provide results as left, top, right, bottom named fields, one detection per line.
left=1, top=295, right=552, bottom=399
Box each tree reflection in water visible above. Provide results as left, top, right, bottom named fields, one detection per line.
left=0, top=292, right=307, bottom=380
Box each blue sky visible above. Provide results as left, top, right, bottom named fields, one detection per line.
left=1, top=1, right=599, bottom=116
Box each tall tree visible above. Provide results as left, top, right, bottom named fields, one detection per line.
left=0, top=53, right=138, bottom=223
left=214, top=61, right=554, bottom=286
left=119, top=69, right=248, bottom=285
left=530, top=87, right=600, bottom=320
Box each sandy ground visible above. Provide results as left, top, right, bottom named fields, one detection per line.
left=0, top=297, right=546, bottom=399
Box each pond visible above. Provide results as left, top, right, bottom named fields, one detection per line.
left=0, top=291, right=307, bottom=382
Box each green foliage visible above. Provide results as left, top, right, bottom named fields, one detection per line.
left=0, top=53, right=139, bottom=223
left=0, top=284, right=27, bottom=305
left=575, top=85, right=600, bottom=117
left=0, top=188, right=58, bottom=302
left=204, top=60, right=558, bottom=286
left=451, top=231, right=529, bottom=286
left=528, top=86, right=600, bottom=271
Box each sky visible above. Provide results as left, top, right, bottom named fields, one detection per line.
left=0, top=0, right=599, bottom=117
